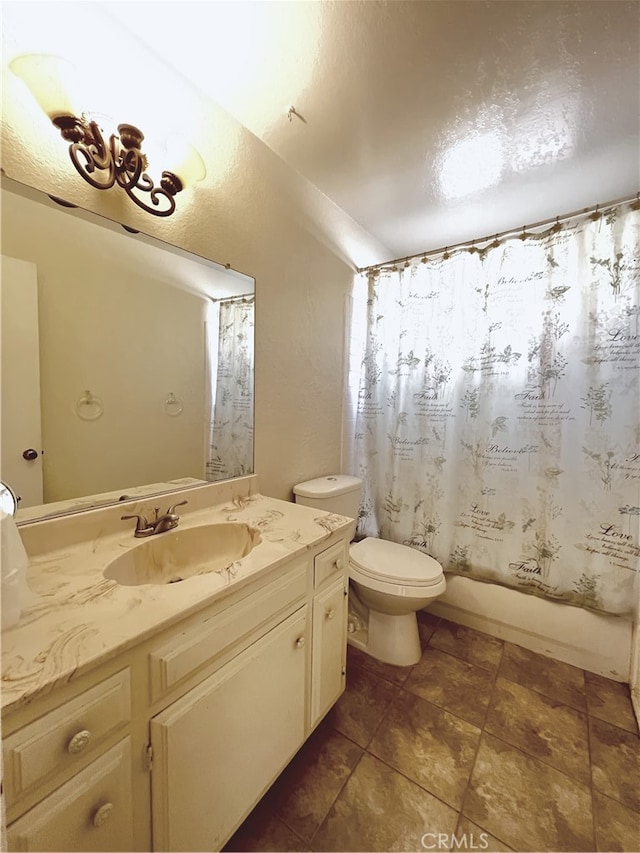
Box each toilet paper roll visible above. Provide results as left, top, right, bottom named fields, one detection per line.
left=1, top=511, right=31, bottom=629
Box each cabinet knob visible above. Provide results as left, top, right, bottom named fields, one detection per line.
left=325, top=608, right=336, bottom=621
left=295, top=636, right=305, bottom=649
left=335, top=558, right=344, bottom=571
left=92, top=802, right=114, bottom=828
left=67, top=729, right=92, bottom=755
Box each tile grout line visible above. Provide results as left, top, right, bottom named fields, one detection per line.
left=358, top=628, right=504, bottom=842
left=323, top=624, right=472, bottom=845
left=305, top=748, right=368, bottom=852
left=482, top=683, right=595, bottom=793
left=586, top=705, right=640, bottom=815
left=238, top=618, right=638, bottom=853
left=586, top=707, right=640, bottom=738
left=480, top=654, right=594, bottom=795
left=305, top=648, right=410, bottom=851
left=497, top=643, right=589, bottom=716
left=276, top=718, right=367, bottom=851
left=455, top=636, right=511, bottom=849
left=484, top=727, right=595, bottom=790
left=361, top=648, right=466, bottom=809
left=586, top=707, right=600, bottom=853
left=271, top=812, right=314, bottom=853
left=306, top=621, right=637, bottom=852
left=356, top=745, right=464, bottom=824
left=402, top=635, right=501, bottom=731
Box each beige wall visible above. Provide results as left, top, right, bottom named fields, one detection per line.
left=2, top=190, right=209, bottom=502
left=1, top=12, right=387, bottom=501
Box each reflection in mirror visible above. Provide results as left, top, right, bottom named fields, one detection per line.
left=1, top=177, right=255, bottom=524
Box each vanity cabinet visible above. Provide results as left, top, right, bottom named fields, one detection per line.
left=149, top=538, right=349, bottom=853
left=3, top=668, right=134, bottom=852
left=311, top=576, right=348, bottom=727
left=2, top=669, right=131, bottom=807
left=6, top=738, right=134, bottom=852
left=150, top=607, right=308, bottom=852
left=2, top=532, right=350, bottom=853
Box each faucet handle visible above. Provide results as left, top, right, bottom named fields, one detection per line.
left=121, top=514, right=150, bottom=533
left=166, top=500, right=188, bottom=515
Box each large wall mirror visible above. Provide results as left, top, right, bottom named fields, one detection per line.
left=1, top=176, right=255, bottom=524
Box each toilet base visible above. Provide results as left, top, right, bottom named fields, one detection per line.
left=347, top=606, right=422, bottom=667
left=367, top=610, right=422, bottom=666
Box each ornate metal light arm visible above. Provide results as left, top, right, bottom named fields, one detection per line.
left=9, top=54, right=205, bottom=218
left=52, top=117, right=182, bottom=217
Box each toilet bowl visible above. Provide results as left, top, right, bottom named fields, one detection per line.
left=293, top=475, right=446, bottom=666
left=348, top=537, right=446, bottom=665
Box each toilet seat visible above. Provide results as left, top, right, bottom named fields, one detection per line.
left=349, top=537, right=443, bottom=588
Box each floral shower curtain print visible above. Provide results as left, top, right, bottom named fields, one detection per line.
left=348, top=204, right=640, bottom=615
left=206, top=297, right=254, bottom=481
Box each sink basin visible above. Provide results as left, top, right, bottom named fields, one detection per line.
left=104, top=523, right=262, bottom=586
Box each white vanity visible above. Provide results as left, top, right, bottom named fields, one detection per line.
left=1, top=476, right=355, bottom=852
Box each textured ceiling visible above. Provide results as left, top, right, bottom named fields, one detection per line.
left=104, top=0, right=640, bottom=260
left=5, top=1, right=639, bottom=264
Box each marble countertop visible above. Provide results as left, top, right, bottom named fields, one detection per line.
left=1, top=489, right=354, bottom=714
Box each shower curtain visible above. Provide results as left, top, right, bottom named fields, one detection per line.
left=348, top=204, right=640, bottom=615
left=206, top=296, right=254, bottom=481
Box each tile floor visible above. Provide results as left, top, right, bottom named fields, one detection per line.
left=224, top=612, right=640, bottom=853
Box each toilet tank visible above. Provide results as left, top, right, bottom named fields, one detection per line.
left=293, top=475, right=362, bottom=520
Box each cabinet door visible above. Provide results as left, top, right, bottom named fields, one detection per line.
left=150, top=606, right=308, bottom=853
left=6, top=738, right=133, bottom=853
left=311, top=577, right=348, bottom=727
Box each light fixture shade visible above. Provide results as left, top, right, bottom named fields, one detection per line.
left=9, top=54, right=79, bottom=120
left=165, top=135, right=206, bottom=186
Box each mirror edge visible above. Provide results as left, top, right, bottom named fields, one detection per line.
left=14, top=481, right=212, bottom=527
left=2, top=173, right=256, bottom=526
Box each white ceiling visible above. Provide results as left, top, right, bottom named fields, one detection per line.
left=2, top=0, right=636, bottom=265
left=103, top=0, right=640, bottom=261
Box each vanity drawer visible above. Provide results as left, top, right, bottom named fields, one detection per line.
left=7, top=737, right=133, bottom=852
left=149, top=559, right=308, bottom=703
left=2, top=668, right=131, bottom=808
left=314, top=541, right=347, bottom=588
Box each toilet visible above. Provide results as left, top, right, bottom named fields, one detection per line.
left=293, top=475, right=446, bottom=666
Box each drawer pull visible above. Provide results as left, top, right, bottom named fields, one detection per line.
left=295, top=636, right=306, bottom=649
left=335, top=558, right=344, bottom=570
left=92, top=802, right=114, bottom=828
left=67, top=729, right=92, bottom=755
left=325, top=608, right=336, bottom=621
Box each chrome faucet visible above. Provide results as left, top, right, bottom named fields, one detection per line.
left=122, top=501, right=188, bottom=538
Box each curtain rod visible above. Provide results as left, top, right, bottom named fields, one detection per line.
left=357, top=191, right=640, bottom=275
left=210, top=293, right=255, bottom=303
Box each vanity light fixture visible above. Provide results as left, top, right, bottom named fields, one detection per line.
left=9, top=54, right=206, bottom=218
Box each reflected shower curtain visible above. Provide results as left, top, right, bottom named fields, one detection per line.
left=347, top=204, right=640, bottom=615
left=206, top=297, right=254, bottom=481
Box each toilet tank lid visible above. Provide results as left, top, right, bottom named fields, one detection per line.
left=293, top=475, right=362, bottom=498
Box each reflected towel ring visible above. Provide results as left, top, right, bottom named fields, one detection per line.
left=164, top=392, right=183, bottom=417
left=76, top=390, right=103, bottom=421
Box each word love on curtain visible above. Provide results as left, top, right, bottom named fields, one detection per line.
left=206, top=296, right=255, bottom=482
left=347, top=203, right=640, bottom=615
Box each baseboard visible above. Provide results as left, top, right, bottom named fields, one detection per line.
left=428, top=575, right=633, bottom=682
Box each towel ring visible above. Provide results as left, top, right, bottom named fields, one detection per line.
left=76, top=390, right=103, bottom=421
left=164, top=392, right=183, bottom=417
